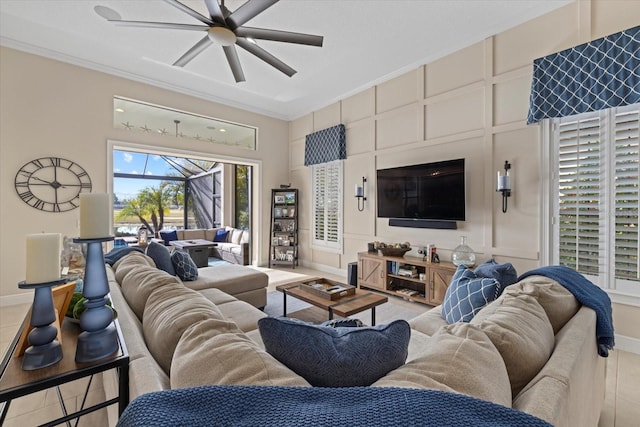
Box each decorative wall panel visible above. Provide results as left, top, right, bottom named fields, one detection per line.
left=426, top=88, right=484, bottom=139
left=376, top=70, right=420, bottom=114
left=426, top=42, right=484, bottom=97
left=376, top=107, right=419, bottom=149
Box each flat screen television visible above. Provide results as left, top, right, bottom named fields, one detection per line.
left=376, top=158, right=465, bottom=221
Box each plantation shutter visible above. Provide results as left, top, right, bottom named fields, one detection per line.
left=312, top=161, right=342, bottom=251
left=556, top=114, right=603, bottom=276
left=313, top=165, right=326, bottom=242
left=613, top=109, right=640, bottom=281
left=553, top=104, right=640, bottom=292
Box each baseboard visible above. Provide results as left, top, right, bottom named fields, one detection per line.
left=614, top=334, right=640, bottom=355
left=0, top=293, right=32, bottom=307
left=299, top=260, right=347, bottom=279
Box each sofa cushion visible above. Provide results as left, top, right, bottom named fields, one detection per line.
left=503, top=275, right=580, bottom=334
left=409, top=305, right=448, bottom=337
left=113, top=252, right=156, bottom=284
left=214, top=229, right=230, bottom=242
left=372, top=323, right=512, bottom=407
left=185, top=264, right=268, bottom=295
left=120, top=263, right=183, bottom=320
left=170, top=250, right=198, bottom=281
left=474, top=259, right=518, bottom=288
left=146, top=242, right=176, bottom=276
left=214, top=300, right=267, bottom=333
left=441, top=265, right=501, bottom=323
left=197, top=287, right=238, bottom=306
left=470, top=293, right=555, bottom=396
left=230, top=228, right=244, bottom=245
left=159, top=230, right=178, bottom=245
left=171, top=318, right=310, bottom=389
left=143, top=286, right=224, bottom=374
left=258, top=317, right=410, bottom=387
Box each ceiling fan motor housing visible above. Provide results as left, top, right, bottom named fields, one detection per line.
left=208, top=26, right=236, bottom=46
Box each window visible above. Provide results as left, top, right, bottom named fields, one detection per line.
left=550, top=104, right=640, bottom=295
left=235, top=165, right=251, bottom=229
left=311, top=160, right=343, bottom=252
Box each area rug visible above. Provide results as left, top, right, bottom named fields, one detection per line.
left=263, top=290, right=429, bottom=326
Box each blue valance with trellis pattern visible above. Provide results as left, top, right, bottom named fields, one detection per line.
left=527, top=26, right=640, bottom=124
left=304, top=124, right=346, bottom=166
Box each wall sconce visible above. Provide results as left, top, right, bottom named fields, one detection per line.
left=497, top=161, right=511, bottom=213
left=355, top=177, right=367, bottom=212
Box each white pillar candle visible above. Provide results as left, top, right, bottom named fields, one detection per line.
left=26, top=233, right=61, bottom=284
left=355, top=184, right=364, bottom=197
left=80, top=193, right=111, bottom=238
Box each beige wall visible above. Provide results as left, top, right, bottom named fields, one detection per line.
left=0, top=47, right=289, bottom=301
left=288, top=0, right=640, bottom=342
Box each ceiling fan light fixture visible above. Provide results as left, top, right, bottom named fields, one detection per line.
left=208, top=27, right=237, bottom=46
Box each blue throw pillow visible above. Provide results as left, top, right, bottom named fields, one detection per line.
left=171, top=250, right=199, bottom=281
left=441, top=265, right=501, bottom=324
left=213, top=229, right=229, bottom=242
left=474, top=259, right=518, bottom=288
left=258, top=317, right=410, bottom=387
left=159, top=230, right=179, bottom=245
left=146, top=241, right=176, bottom=276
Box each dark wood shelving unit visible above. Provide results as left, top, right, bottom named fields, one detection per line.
left=269, top=188, right=298, bottom=268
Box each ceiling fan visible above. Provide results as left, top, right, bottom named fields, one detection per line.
left=95, top=0, right=323, bottom=82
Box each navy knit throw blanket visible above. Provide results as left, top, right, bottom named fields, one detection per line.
left=117, top=386, right=551, bottom=427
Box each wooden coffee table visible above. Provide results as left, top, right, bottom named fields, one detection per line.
left=276, top=279, right=388, bottom=325
left=169, top=239, right=217, bottom=268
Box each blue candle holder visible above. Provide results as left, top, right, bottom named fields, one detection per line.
left=18, top=278, right=66, bottom=370
left=73, top=237, right=118, bottom=363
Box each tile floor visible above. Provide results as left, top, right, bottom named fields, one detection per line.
left=1, top=266, right=639, bottom=426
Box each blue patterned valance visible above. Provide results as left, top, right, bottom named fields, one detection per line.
left=527, top=26, right=640, bottom=124
left=304, top=124, right=346, bottom=166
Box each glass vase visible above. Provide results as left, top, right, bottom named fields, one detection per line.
left=452, top=236, right=476, bottom=267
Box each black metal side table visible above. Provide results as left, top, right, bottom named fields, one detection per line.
left=0, top=316, right=129, bottom=426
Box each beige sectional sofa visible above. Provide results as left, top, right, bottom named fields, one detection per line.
left=108, top=252, right=606, bottom=427
left=170, top=226, right=250, bottom=265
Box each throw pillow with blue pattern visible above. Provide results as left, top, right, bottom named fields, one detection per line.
left=258, top=317, right=410, bottom=387
left=170, top=250, right=199, bottom=281
left=441, top=265, right=502, bottom=324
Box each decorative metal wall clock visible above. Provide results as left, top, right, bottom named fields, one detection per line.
left=14, top=157, right=92, bottom=212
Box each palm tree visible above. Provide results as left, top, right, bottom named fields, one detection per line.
left=115, top=198, right=153, bottom=231
left=139, top=184, right=171, bottom=236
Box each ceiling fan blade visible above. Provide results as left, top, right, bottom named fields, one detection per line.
left=173, top=35, right=213, bottom=67
left=222, top=45, right=246, bottom=82
left=236, top=27, right=323, bottom=47
left=163, top=0, right=215, bottom=26
left=228, top=0, right=279, bottom=28
left=109, top=20, right=208, bottom=31
left=94, top=5, right=121, bottom=21
left=236, top=38, right=296, bottom=77
left=204, top=0, right=226, bottom=24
